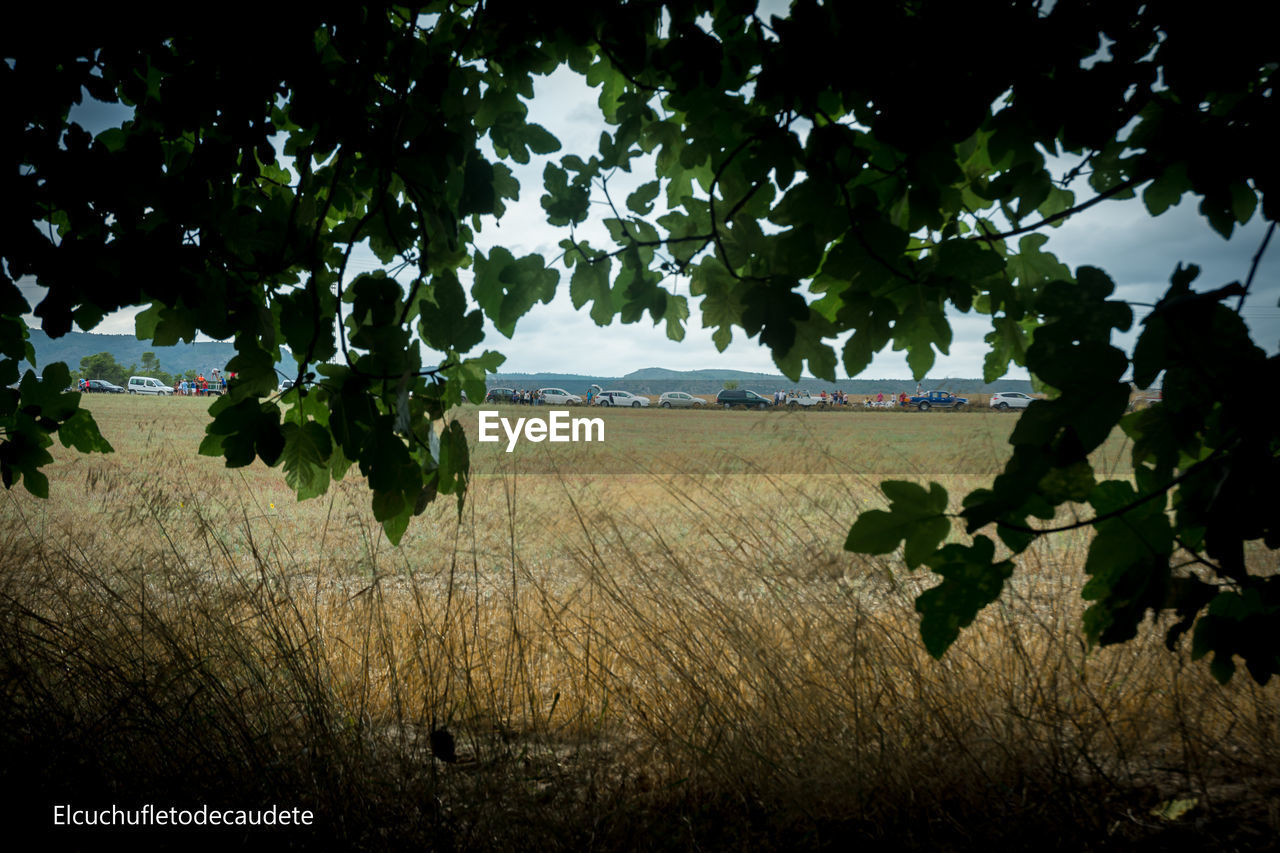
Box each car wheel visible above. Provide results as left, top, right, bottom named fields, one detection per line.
left=632, top=401, right=642, bottom=408
left=788, top=401, right=799, bottom=408
left=995, top=402, right=1009, bottom=410
left=661, top=401, right=671, bottom=408
left=918, top=402, right=931, bottom=411
left=129, top=390, right=136, bottom=394
left=723, top=403, right=731, bottom=409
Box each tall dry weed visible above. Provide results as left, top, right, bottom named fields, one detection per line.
left=0, top=422, right=1276, bottom=848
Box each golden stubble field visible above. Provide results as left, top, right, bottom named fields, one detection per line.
left=2, top=395, right=1276, bottom=849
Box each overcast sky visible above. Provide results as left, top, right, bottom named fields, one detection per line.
left=461, top=67, right=1280, bottom=379
left=19, top=55, right=1279, bottom=382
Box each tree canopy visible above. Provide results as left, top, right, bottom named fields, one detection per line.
left=4, top=1, right=1278, bottom=681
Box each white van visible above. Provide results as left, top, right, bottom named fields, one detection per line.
left=128, top=376, right=173, bottom=396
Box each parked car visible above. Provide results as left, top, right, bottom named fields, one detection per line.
left=716, top=388, right=771, bottom=409
left=989, top=391, right=1034, bottom=410
left=127, top=376, right=173, bottom=395
left=902, top=390, right=968, bottom=411
left=595, top=390, right=650, bottom=407
left=539, top=387, right=582, bottom=405
left=785, top=392, right=829, bottom=408
left=85, top=379, right=125, bottom=393
left=484, top=387, right=517, bottom=403
left=658, top=391, right=705, bottom=408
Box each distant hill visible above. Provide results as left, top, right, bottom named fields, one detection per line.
left=622, top=367, right=759, bottom=381
left=492, top=367, right=1032, bottom=396
left=26, top=330, right=297, bottom=379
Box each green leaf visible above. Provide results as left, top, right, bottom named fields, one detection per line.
left=436, top=419, right=469, bottom=518
left=447, top=349, right=505, bottom=406
left=1081, top=482, right=1174, bottom=646
left=569, top=254, right=616, bottom=325
left=773, top=312, right=836, bottom=382
left=626, top=180, right=661, bottom=215
left=472, top=247, right=559, bottom=337
left=57, top=409, right=114, bottom=454
left=845, top=481, right=950, bottom=569
left=521, top=122, right=562, bottom=155
left=371, top=486, right=413, bottom=545
left=916, top=536, right=1014, bottom=658
left=541, top=162, right=590, bottom=226
left=420, top=272, right=484, bottom=353
left=459, top=152, right=497, bottom=216
left=281, top=421, right=333, bottom=501
left=1143, top=163, right=1190, bottom=217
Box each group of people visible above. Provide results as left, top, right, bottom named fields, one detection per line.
left=775, top=390, right=926, bottom=408
left=863, top=392, right=911, bottom=408
left=510, top=389, right=545, bottom=405
left=771, top=389, right=854, bottom=405
left=174, top=370, right=228, bottom=396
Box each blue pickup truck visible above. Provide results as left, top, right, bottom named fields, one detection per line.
left=902, top=390, right=968, bottom=411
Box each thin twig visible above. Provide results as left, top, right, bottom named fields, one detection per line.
left=993, top=448, right=1224, bottom=536
left=1236, top=220, right=1276, bottom=313
left=971, top=178, right=1143, bottom=242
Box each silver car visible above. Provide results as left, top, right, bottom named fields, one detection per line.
left=989, top=391, right=1035, bottom=410
left=658, top=391, right=705, bottom=408
left=595, top=390, right=650, bottom=407
left=539, top=387, right=583, bottom=405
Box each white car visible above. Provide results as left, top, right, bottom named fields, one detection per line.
left=538, top=387, right=582, bottom=405
left=127, top=376, right=173, bottom=395
left=785, top=392, right=829, bottom=408
left=989, top=391, right=1035, bottom=410
left=595, top=390, right=650, bottom=407
left=658, top=391, right=705, bottom=408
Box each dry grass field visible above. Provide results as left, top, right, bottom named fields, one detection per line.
left=2, top=395, right=1276, bottom=849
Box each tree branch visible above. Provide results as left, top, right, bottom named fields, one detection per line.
left=993, top=452, right=1221, bottom=536
left=970, top=178, right=1143, bottom=243
left=1237, top=220, right=1276, bottom=314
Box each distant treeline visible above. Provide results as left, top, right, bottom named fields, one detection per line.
left=27, top=331, right=1033, bottom=396
left=28, top=330, right=287, bottom=381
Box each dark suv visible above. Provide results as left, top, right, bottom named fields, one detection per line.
left=484, top=387, right=517, bottom=403
left=716, top=388, right=771, bottom=409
